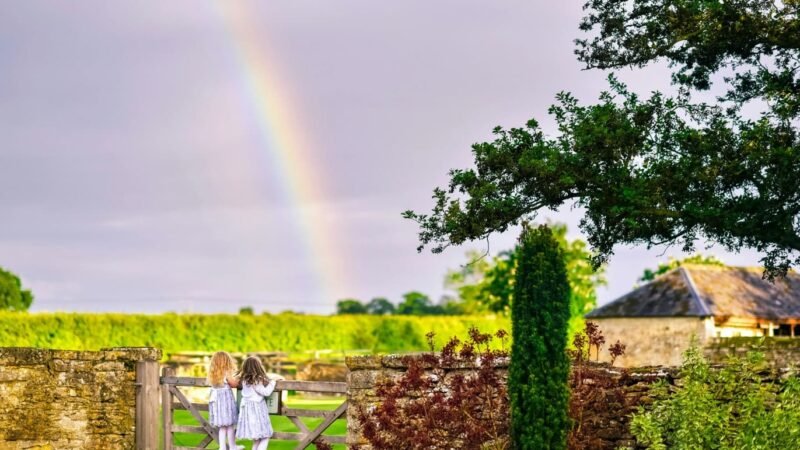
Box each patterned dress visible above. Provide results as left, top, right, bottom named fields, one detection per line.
left=236, top=380, right=276, bottom=440
left=208, top=378, right=238, bottom=427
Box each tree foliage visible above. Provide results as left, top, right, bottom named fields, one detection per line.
left=445, top=223, right=604, bottom=335
left=336, top=298, right=368, bottom=314
left=365, top=297, right=396, bottom=315
left=404, top=0, right=800, bottom=279
left=509, top=226, right=571, bottom=450
left=396, top=291, right=449, bottom=315
left=638, top=253, right=725, bottom=284
left=336, top=293, right=459, bottom=316
left=0, top=266, right=33, bottom=311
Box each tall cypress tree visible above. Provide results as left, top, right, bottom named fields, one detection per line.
left=509, top=225, right=571, bottom=449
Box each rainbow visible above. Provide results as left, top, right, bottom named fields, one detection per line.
left=212, top=1, right=347, bottom=308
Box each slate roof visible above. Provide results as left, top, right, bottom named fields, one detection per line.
left=586, top=265, right=800, bottom=320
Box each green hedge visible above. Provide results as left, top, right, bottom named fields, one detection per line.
left=0, top=312, right=509, bottom=356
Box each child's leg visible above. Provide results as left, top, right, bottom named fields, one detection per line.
left=256, top=438, right=268, bottom=450
left=225, top=426, right=236, bottom=449
left=218, top=428, right=228, bottom=450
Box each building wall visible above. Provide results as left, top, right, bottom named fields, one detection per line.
left=0, top=347, right=161, bottom=450
left=590, top=317, right=712, bottom=367
left=713, top=325, right=764, bottom=338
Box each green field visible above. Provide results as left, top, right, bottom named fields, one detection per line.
left=0, top=312, right=509, bottom=355
left=168, top=397, right=346, bottom=450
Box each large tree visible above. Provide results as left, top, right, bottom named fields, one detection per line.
left=0, top=266, right=34, bottom=311
left=404, top=0, right=800, bottom=279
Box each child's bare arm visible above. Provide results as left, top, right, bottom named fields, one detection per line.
left=225, top=376, right=240, bottom=389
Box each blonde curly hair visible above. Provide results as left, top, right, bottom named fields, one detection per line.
left=207, top=351, right=237, bottom=386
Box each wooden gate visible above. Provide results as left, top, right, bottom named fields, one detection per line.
left=160, top=367, right=347, bottom=450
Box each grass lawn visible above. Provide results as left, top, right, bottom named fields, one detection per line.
left=168, top=397, right=347, bottom=450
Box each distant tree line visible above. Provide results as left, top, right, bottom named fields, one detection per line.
left=335, top=291, right=464, bottom=316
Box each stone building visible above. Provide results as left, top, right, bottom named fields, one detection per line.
left=585, top=265, right=800, bottom=366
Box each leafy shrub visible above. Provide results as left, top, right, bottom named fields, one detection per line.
left=509, top=226, right=571, bottom=450
left=630, top=346, right=800, bottom=449
left=0, top=312, right=509, bottom=356
left=357, top=328, right=510, bottom=450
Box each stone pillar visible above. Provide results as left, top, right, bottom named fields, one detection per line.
left=0, top=346, right=161, bottom=450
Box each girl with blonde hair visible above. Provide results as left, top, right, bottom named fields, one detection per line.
left=207, top=351, right=240, bottom=450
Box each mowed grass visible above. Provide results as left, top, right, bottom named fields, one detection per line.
left=168, top=397, right=347, bottom=450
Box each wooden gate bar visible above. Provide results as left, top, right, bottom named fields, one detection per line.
left=169, top=385, right=218, bottom=444
left=294, top=401, right=349, bottom=449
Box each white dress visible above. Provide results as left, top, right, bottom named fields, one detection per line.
left=236, top=380, right=276, bottom=440
left=208, top=378, right=238, bottom=427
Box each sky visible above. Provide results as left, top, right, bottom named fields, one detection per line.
left=0, top=1, right=763, bottom=314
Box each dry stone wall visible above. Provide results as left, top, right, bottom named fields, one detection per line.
left=0, top=347, right=160, bottom=450
left=347, top=355, right=786, bottom=450
left=705, top=337, right=800, bottom=367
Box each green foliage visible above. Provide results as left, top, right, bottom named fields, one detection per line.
left=639, top=254, right=726, bottom=284
left=445, top=223, right=604, bottom=336
left=445, top=249, right=516, bottom=315
left=239, top=306, right=255, bottom=315
left=365, top=297, right=395, bottom=315
left=509, top=226, right=571, bottom=450
left=405, top=0, right=800, bottom=280
left=0, top=311, right=508, bottom=356
left=336, top=294, right=459, bottom=316
left=0, top=266, right=33, bottom=311
left=630, top=346, right=800, bottom=450
left=335, top=299, right=368, bottom=314
left=396, top=291, right=443, bottom=315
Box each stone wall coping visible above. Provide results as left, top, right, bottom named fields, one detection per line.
left=0, top=346, right=162, bottom=362
left=346, top=352, right=510, bottom=370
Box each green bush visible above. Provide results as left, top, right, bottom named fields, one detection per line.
left=509, top=226, right=571, bottom=450
left=0, top=312, right=509, bottom=357
left=0, top=266, right=33, bottom=311
left=631, top=346, right=800, bottom=449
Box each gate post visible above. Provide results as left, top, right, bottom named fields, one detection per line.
left=135, top=360, right=159, bottom=449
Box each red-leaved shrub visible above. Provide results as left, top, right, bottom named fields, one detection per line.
left=356, top=328, right=510, bottom=450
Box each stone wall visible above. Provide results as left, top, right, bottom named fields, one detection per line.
left=569, top=365, right=675, bottom=449
left=705, top=337, right=800, bottom=367
left=347, top=354, right=798, bottom=449
left=0, top=347, right=161, bottom=450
